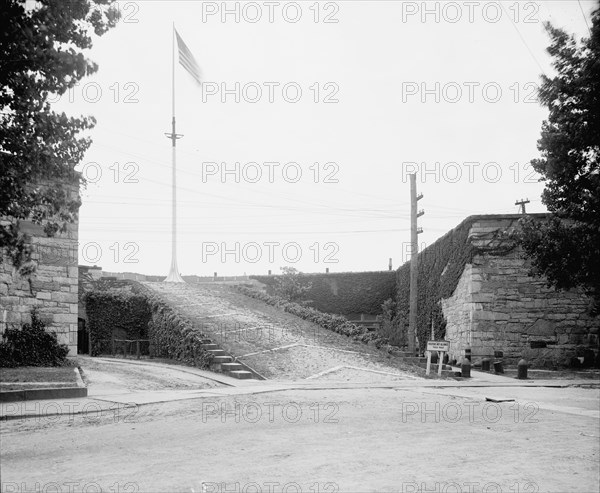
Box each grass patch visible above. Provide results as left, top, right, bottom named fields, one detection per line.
left=0, top=366, right=77, bottom=390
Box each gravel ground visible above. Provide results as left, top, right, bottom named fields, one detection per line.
left=142, top=282, right=425, bottom=382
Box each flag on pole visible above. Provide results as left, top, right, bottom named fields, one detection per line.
left=175, top=29, right=202, bottom=84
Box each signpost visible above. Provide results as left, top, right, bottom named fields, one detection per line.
left=426, top=340, right=450, bottom=376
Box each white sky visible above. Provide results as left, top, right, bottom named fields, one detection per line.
left=54, top=0, right=597, bottom=277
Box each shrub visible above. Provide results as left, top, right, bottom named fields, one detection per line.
left=0, top=310, right=69, bottom=367
left=379, top=298, right=405, bottom=347
left=236, top=284, right=370, bottom=340
left=235, top=285, right=411, bottom=355
left=272, top=266, right=313, bottom=303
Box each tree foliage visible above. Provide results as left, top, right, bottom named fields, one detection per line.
left=0, top=0, right=119, bottom=268
left=519, top=8, right=600, bottom=314
left=273, top=266, right=313, bottom=303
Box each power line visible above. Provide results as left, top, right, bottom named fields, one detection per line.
left=500, top=2, right=547, bottom=76
left=578, top=0, right=593, bottom=37
left=89, top=141, right=408, bottom=217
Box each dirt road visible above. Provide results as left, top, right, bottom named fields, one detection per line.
left=79, top=357, right=224, bottom=394
left=2, top=383, right=598, bottom=492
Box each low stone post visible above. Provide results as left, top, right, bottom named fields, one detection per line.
left=494, top=350, right=504, bottom=373
left=481, top=358, right=491, bottom=371
left=517, top=359, right=528, bottom=379
left=461, top=358, right=471, bottom=378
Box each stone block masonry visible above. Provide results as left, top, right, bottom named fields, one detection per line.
left=441, top=215, right=600, bottom=367
left=1, top=219, right=79, bottom=356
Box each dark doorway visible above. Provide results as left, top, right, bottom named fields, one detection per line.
left=77, top=318, right=89, bottom=354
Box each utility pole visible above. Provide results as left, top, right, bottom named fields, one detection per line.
left=408, top=174, right=424, bottom=355
left=515, top=198, right=530, bottom=214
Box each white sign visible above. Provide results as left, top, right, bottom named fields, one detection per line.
left=427, top=341, right=450, bottom=352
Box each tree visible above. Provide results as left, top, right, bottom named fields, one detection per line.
left=519, top=8, right=600, bottom=314
left=0, top=0, right=119, bottom=270
left=273, top=267, right=312, bottom=303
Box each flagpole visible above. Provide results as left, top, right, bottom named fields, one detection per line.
left=165, top=23, right=184, bottom=283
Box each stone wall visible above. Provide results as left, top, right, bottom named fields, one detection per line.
left=1, top=220, right=79, bottom=355
left=441, top=216, right=599, bottom=367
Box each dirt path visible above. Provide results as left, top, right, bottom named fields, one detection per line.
left=143, top=282, right=424, bottom=382
left=79, top=356, right=223, bottom=394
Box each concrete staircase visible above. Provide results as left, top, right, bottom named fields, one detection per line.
left=200, top=340, right=257, bottom=380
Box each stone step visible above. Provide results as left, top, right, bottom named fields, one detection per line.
left=210, top=355, right=233, bottom=365
left=207, top=349, right=227, bottom=356
left=221, top=362, right=243, bottom=372
left=199, top=339, right=212, bottom=344
left=201, top=343, right=218, bottom=350
left=228, top=370, right=254, bottom=379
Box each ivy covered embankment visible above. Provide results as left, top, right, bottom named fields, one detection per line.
left=84, top=282, right=213, bottom=368
left=395, top=220, right=475, bottom=351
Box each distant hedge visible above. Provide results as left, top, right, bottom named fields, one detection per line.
left=251, top=271, right=396, bottom=316
left=235, top=284, right=388, bottom=347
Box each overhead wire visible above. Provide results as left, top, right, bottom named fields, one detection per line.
left=499, top=2, right=547, bottom=76
left=577, top=0, right=593, bottom=37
